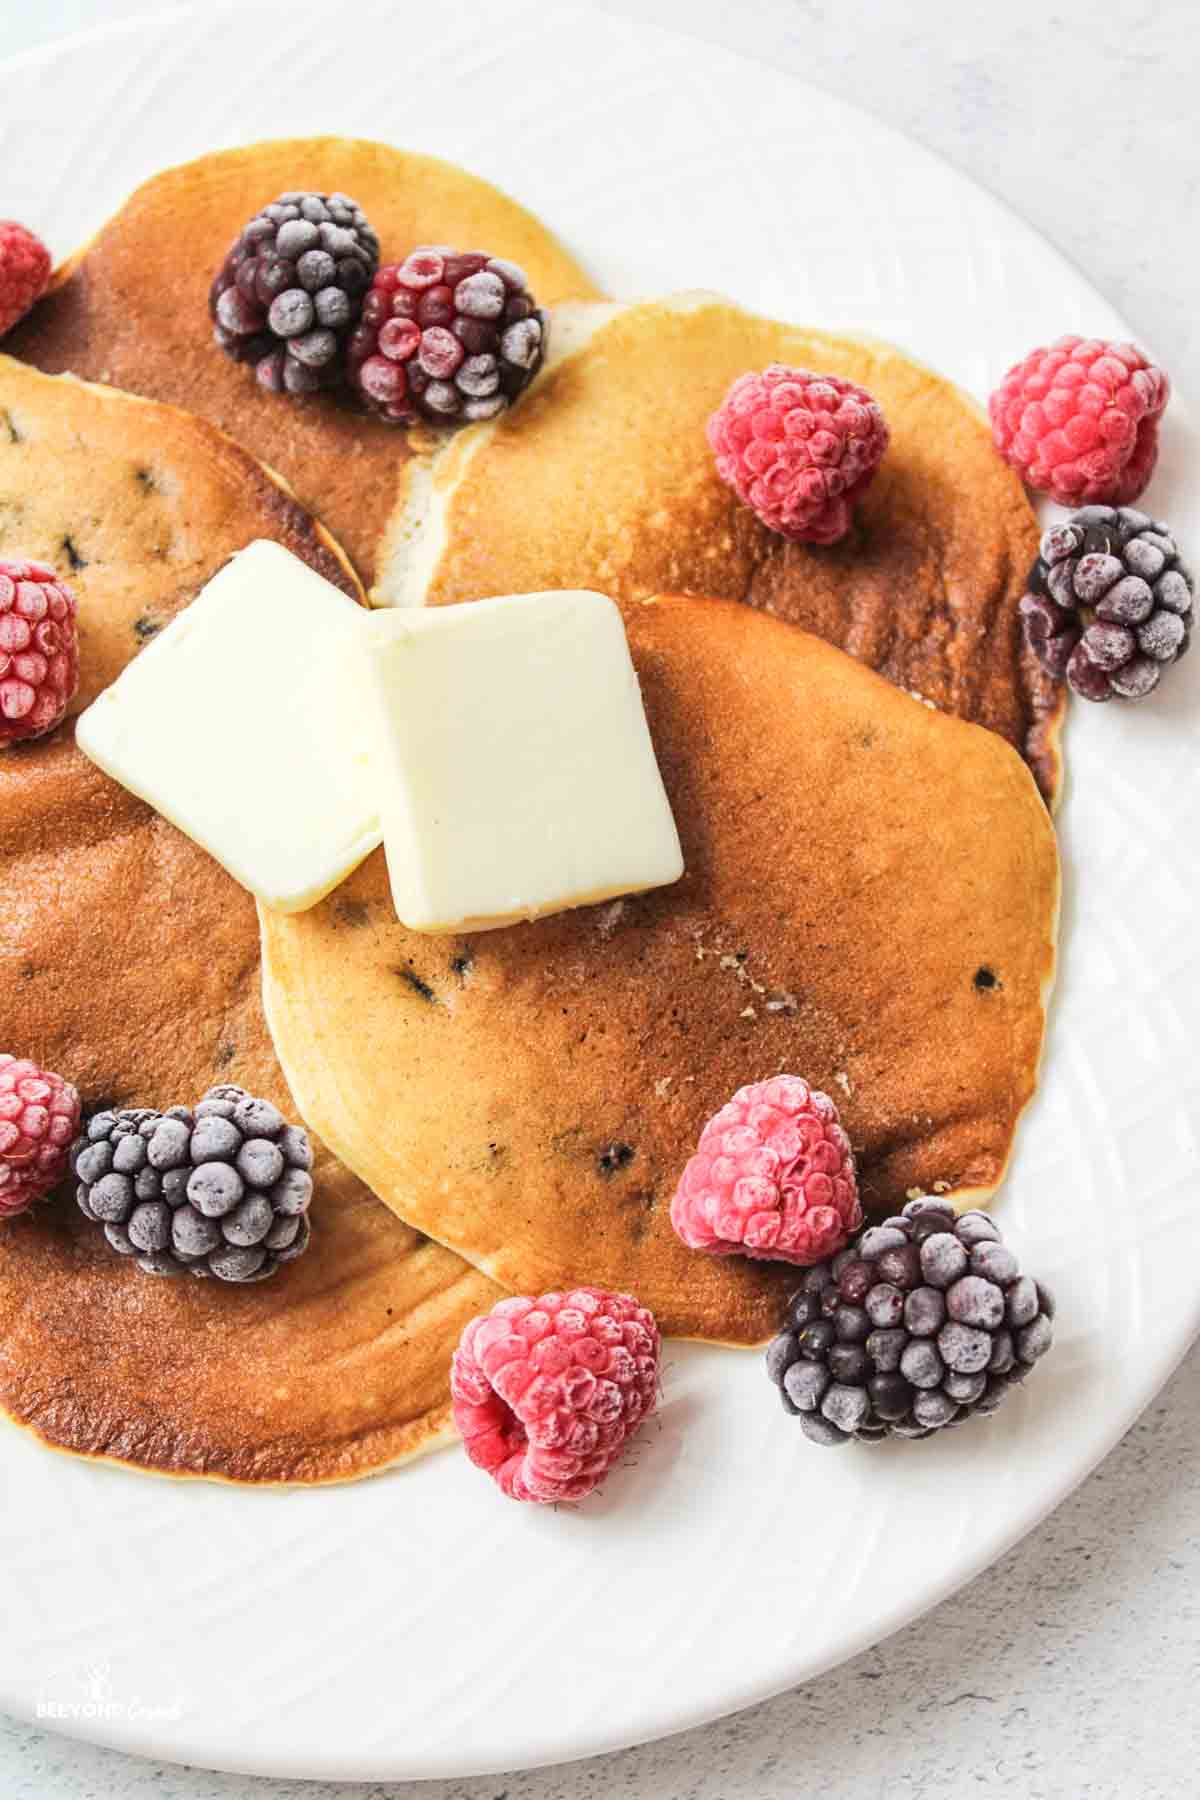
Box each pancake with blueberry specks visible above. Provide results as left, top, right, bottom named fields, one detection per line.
left=7, top=135, right=603, bottom=589
left=0, top=355, right=503, bottom=1484
left=378, top=293, right=1064, bottom=805
left=260, top=595, right=1060, bottom=1343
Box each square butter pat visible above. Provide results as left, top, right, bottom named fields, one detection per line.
left=76, top=540, right=380, bottom=913
left=361, top=591, right=684, bottom=933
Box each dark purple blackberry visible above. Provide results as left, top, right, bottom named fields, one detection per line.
left=765, top=1198, right=1054, bottom=1446
left=1020, top=505, right=1192, bottom=702
left=346, top=248, right=549, bottom=427
left=73, top=1085, right=313, bottom=1282
left=209, top=192, right=380, bottom=396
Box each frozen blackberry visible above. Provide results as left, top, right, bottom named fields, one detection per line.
left=73, top=1085, right=314, bottom=1282
left=209, top=192, right=379, bottom=396
left=1020, top=505, right=1193, bottom=702
left=766, top=1198, right=1054, bottom=1445
left=346, top=248, right=549, bottom=427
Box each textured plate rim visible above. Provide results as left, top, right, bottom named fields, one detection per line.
left=0, top=0, right=1196, bottom=1780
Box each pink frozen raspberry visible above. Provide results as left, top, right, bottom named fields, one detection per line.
left=0, top=1054, right=81, bottom=1218
left=707, top=365, right=889, bottom=544
left=0, top=559, right=79, bottom=744
left=671, top=1074, right=861, bottom=1264
left=0, top=222, right=51, bottom=339
left=988, top=336, right=1169, bottom=507
left=451, top=1287, right=660, bottom=1504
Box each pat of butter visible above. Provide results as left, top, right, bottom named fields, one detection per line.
left=76, top=540, right=380, bottom=913
left=361, top=591, right=684, bottom=933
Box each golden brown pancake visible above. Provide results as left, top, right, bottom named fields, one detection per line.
left=0, top=360, right=503, bottom=1482
left=0, top=355, right=356, bottom=714
left=260, top=596, right=1059, bottom=1344
left=381, top=296, right=1063, bottom=803
left=7, top=137, right=602, bottom=587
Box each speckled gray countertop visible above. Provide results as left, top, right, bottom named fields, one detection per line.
left=3, top=0, right=1198, bottom=1794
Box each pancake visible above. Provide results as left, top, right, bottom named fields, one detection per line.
left=379, top=295, right=1063, bottom=804
left=260, top=596, right=1059, bottom=1345
left=0, top=354, right=358, bottom=715
left=0, top=358, right=503, bottom=1483
left=7, top=137, right=602, bottom=587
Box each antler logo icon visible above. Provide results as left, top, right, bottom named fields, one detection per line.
left=82, top=1662, right=113, bottom=1702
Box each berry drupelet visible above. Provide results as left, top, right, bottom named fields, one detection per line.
left=765, top=1196, right=1054, bottom=1445
left=1021, top=506, right=1192, bottom=702
left=209, top=192, right=379, bottom=396
left=346, top=247, right=549, bottom=427
left=73, top=1085, right=314, bottom=1282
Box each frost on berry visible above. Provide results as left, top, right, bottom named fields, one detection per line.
left=0, top=561, right=79, bottom=743
left=73, top=1086, right=314, bottom=1281
left=0, top=222, right=52, bottom=338
left=989, top=335, right=1169, bottom=507
left=454, top=272, right=506, bottom=320
left=208, top=191, right=379, bottom=396
left=1019, top=504, right=1192, bottom=703
left=766, top=1197, right=1055, bottom=1446
left=670, top=1074, right=861, bottom=1265
left=0, top=1054, right=81, bottom=1217
left=347, top=246, right=549, bottom=428
left=706, top=365, right=889, bottom=544
left=451, top=1288, right=661, bottom=1504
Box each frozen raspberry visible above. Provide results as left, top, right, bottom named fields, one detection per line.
left=0, top=559, right=79, bottom=744
left=451, top=1288, right=660, bottom=1504
left=0, top=223, right=51, bottom=338
left=989, top=336, right=1169, bottom=507
left=671, top=1075, right=861, bottom=1264
left=706, top=365, right=889, bottom=545
left=209, top=192, right=379, bottom=396
left=346, top=249, right=549, bottom=427
left=1020, top=505, right=1192, bottom=702
left=0, top=1055, right=81, bottom=1218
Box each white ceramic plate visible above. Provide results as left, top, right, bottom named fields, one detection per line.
left=1, top=0, right=1197, bottom=1781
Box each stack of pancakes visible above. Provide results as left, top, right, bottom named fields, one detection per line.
left=0, top=140, right=1060, bottom=1483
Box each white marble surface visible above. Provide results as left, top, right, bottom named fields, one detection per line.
left=2, top=0, right=1198, bottom=1794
